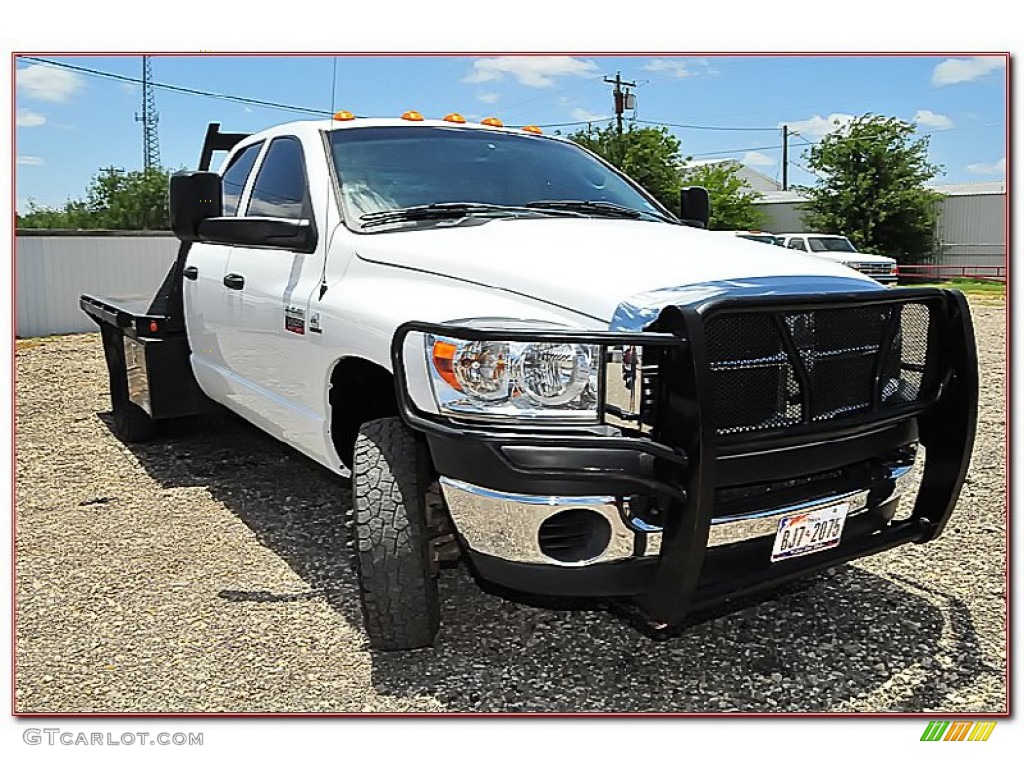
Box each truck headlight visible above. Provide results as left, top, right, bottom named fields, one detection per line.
left=428, top=335, right=600, bottom=422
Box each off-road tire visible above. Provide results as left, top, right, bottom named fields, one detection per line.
left=351, top=417, right=440, bottom=650
left=100, top=327, right=159, bottom=443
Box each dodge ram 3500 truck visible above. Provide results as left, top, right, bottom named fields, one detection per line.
left=81, top=115, right=978, bottom=650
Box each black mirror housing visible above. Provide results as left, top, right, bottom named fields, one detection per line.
left=196, top=217, right=317, bottom=254
left=170, top=171, right=222, bottom=241
left=679, top=186, right=710, bottom=229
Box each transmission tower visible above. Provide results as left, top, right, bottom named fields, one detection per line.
left=135, top=56, right=161, bottom=170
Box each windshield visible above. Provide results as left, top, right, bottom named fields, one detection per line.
left=328, top=126, right=670, bottom=228
left=736, top=234, right=777, bottom=245
left=808, top=236, right=857, bottom=253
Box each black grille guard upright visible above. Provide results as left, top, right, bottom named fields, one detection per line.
left=390, top=287, right=978, bottom=626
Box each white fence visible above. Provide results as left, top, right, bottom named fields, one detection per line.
left=16, top=232, right=179, bottom=338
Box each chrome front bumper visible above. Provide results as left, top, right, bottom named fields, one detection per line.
left=440, top=449, right=924, bottom=567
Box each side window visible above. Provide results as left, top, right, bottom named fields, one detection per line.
left=221, top=142, right=263, bottom=216
left=788, top=238, right=807, bottom=251
left=246, top=137, right=310, bottom=219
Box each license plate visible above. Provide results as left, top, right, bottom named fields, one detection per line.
left=771, top=502, right=850, bottom=562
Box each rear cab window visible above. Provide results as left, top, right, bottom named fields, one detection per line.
left=246, top=136, right=311, bottom=219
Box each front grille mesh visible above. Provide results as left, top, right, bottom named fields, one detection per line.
left=705, top=301, right=933, bottom=437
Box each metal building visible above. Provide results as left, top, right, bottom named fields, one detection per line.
left=753, top=181, right=1006, bottom=268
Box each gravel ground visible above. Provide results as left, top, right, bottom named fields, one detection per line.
left=15, top=299, right=1006, bottom=713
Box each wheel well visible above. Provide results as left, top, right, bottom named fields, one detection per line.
left=329, top=357, right=399, bottom=469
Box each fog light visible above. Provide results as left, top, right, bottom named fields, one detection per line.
left=537, top=509, right=612, bottom=563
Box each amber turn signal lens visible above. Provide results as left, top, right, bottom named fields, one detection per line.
left=333, top=110, right=355, bottom=121
left=432, top=340, right=462, bottom=391
left=481, top=116, right=504, bottom=127
left=443, top=113, right=467, bottom=123
left=521, top=125, right=543, bottom=134
left=401, top=110, right=425, bottom=121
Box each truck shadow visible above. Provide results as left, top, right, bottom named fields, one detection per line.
left=108, top=411, right=973, bottom=713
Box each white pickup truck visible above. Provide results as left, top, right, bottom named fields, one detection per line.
left=776, top=233, right=899, bottom=285
left=81, top=115, right=978, bottom=650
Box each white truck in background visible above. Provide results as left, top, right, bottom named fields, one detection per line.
left=776, top=233, right=899, bottom=285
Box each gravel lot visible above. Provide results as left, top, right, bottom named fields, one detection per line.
left=15, top=299, right=1006, bottom=713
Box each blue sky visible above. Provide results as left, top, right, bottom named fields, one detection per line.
left=15, top=54, right=1007, bottom=210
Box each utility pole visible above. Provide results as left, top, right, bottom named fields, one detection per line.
left=135, top=56, right=161, bottom=170
left=604, top=71, right=637, bottom=134
left=781, top=124, right=789, bottom=191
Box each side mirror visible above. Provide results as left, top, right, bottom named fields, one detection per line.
left=170, top=171, right=222, bottom=241
left=679, top=186, right=710, bottom=229
left=196, top=217, right=317, bottom=254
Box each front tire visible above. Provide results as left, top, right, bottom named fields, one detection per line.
left=351, top=417, right=440, bottom=650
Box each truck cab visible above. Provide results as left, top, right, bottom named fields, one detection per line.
left=82, top=115, right=977, bottom=650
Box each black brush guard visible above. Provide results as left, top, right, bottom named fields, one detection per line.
left=390, top=287, right=978, bottom=627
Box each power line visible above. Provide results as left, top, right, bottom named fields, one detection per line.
left=19, top=56, right=332, bottom=117
left=690, top=143, right=783, bottom=158
left=520, top=119, right=603, bottom=129
left=634, top=118, right=777, bottom=132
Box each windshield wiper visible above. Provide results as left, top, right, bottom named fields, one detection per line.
left=359, top=202, right=567, bottom=229
left=525, top=199, right=674, bottom=223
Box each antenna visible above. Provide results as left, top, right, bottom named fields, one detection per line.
left=135, top=55, right=161, bottom=170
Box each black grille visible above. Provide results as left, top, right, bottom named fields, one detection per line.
left=705, top=300, right=933, bottom=437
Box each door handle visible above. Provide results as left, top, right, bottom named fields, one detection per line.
left=223, top=273, right=245, bottom=290
left=182, top=266, right=199, bottom=281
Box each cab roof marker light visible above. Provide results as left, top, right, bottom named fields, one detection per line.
left=522, top=125, right=543, bottom=134
left=481, top=117, right=504, bottom=127
left=443, top=113, right=467, bottom=124
left=333, top=110, right=356, bottom=121
left=402, top=110, right=425, bottom=121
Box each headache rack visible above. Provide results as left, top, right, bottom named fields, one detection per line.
left=79, top=123, right=251, bottom=422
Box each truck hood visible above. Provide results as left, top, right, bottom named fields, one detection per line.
left=354, top=217, right=881, bottom=322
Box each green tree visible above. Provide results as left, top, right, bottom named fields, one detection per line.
left=17, top=166, right=172, bottom=230
left=568, top=123, right=683, bottom=210
left=678, top=160, right=766, bottom=230
left=801, top=114, right=942, bottom=264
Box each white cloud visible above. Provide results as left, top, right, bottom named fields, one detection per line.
left=571, top=107, right=609, bottom=122
left=17, top=155, right=44, bottom=166
left=17, top=109, right=46, bottom=127
left=120, top=82, right=139, bottom=95
left=781, top=113, right=855, bottom=138
left=463, top=56, right=598, bottom=88
left=742, top=151, right=775, bottom=167
left=643, top=58, right=717, bottom=79
left=17, top=64, right=84, bottom=102
left=914, top=109, right=953, bottom=130
left=966, top=157, right=1006, bottom=176
left=243, top=106, right=254, bottom=114
left=476, top=92, right=500, bottom=104
left=644, top=59, right=695, bottom=79
left=932, top=56, right=1005, bottom=86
